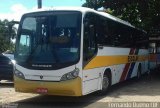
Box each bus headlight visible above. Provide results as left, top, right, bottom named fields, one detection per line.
left=8, top=60, right=16, bottom=65
left=11, top=60, right=16, bottom=65
left=61, top=68, right=79, bottom=81
left=14, top=69, right=25, bottom=79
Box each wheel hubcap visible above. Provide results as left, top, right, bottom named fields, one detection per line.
left=102, top=76, right=109, bottom=90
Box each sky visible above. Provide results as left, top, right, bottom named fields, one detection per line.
left=0, top=0, right=85, bottom=21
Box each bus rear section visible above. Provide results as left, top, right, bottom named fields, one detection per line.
left=149, top=39, right=160, bottom=70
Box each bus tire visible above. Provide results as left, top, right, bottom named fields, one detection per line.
left=137, top=64, right=141, bottom=79
left=99, top=71, right=111, bottom=95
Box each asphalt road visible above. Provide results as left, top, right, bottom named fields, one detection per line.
left=0, top=72, right=160, bottom=108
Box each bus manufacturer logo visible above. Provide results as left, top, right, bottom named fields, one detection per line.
left=32, top=64, right=52, bottom=68
left=40, top=76, right=43, bottom=79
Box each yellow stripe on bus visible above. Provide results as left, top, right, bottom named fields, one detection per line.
left=84, top=55, right=148, bottom=70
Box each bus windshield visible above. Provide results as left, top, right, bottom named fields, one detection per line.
left=15, top=11, right=81, bottom=70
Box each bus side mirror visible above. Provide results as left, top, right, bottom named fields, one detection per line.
left=9, top=21, right=20, bottom=39
left=83, top=18, right=89, bottom=27
left=89, top=25, right=94, bottom=36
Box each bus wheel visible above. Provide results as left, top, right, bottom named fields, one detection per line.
left=99, top=74, right=110, bottom=95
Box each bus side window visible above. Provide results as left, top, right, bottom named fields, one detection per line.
left=134, top=30, right=148, bottom=49
left=18, top=33, right=31, bottom=55
left=83, top=13, right=97, bottom=64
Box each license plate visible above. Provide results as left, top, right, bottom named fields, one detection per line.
left=36, top=88, right=48, bottom=94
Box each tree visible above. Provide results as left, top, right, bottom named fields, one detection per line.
left=82, top=0, right=160, bottom=36
left=82, top=0, right=101, bottom=10
left=0, top=19, right=16, bottom=53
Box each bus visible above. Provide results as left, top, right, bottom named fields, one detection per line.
left=149, top=37, right=160, bottom=70
left=14, top=7, right=148, bottom=96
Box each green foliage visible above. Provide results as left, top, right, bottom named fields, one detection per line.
left=82, top=0, right=160, bottom=33
left=0, top=19, right=16, bottom=53
left=82, top=0, right=104, bottom=10
left=112, top=2, right=143, bottom=28
left=147, top=0, right=160, bottom=28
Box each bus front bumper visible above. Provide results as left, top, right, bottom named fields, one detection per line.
left=14, top=76, right=82, bottom=96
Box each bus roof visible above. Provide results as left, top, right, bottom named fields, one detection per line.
left=25, top=7, right=137, bottom=29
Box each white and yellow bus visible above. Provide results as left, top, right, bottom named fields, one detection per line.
left=14, top=7, right=148, bottom=96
